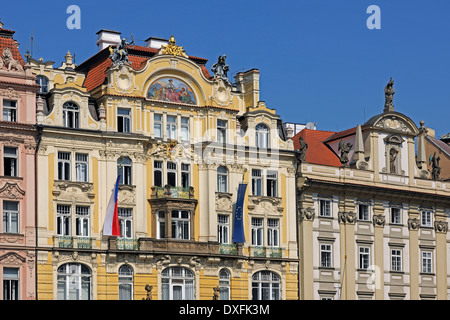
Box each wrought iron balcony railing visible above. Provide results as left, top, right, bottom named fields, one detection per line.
left=151, top=185, right=195, bottom=199
left=115, top=237, right=139, bottom=250
left=219, top=243, right=239, bottom=255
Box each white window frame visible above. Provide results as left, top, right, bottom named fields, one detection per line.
left=252, top=271, right=280, bottom=300
left=267, top=218, right=279, bottom=247
left=171, top=210, right=190, bottom=240
left=217, top=166, right=228, bottom=193
left=390, top=207, right=402, bottom=224
left=181, top=117, right=189, bottom=141
left=219, top=269, right=230, bottom=300
left=251, top=217, right=264, bottom=246
left=154, top=160, right=163, bottom=187
left=391, top=249, right=402, bottom=272
left=62, top=101, right=79, bottom=129
left=157, top=211, right=166, bottom=239
left=57, top=263, right=91, bottom=300
left=154, top=114, right=163, bottom=138
left=118, top=265, right=134, bottom=300
left=166, top=115, right=177, bottom=140
left=118, top=208, right=133, bottom=239
left=217, top=119, right=227, bottom=143
left=421, top=210, right=432, bottom=227
left=255, top=123, right=269, bottom=149
left=358, top=203, right=370, bottom=221
left=3, top=99, right=17, bottom=122
left=319, top=199, right=332, bottom=217
left=4, top=146, right=18, bottom=177
left=3, top=267, right=19, bottom=300
left=181, top=163, right=190, bottom=188
left=3, top=201, right=19, bottom=234
left=75, top=153, right=88, bottom=182
left=75, top=206, right=90, bottom=237
left=422, top=251, right=433, bottom=274
left=36, top=75, right=49, bottom=93
left=58, top=151, right=71, bottom=181
left=320, top=243, right=333, bottom=268
left=218, top=214, right=229, bottom=244
left=252, top=169, right=262, bottom=196
left=167, top=162, right=177, bottom=187
left=161, top=267, right=195, bottom=300
left=118, top=157, right=132, bottom=185
left=359, top=246, right=370, bottom=270
left=56, top=204, right=71, bottom=236
left=117, top=108, right=131, bottom=133
left=266, top=171, right=278, bottom=197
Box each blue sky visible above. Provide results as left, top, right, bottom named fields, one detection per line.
left=2, top=0, right=449, bottom=137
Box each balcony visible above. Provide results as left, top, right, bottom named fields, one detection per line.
left=151, top=185, right=195, bottom=199
left=54, top=236, right=92, bottom=249
left=219, top=243, right=240, bottom=255
left=251, top=246, right=283, bottom=258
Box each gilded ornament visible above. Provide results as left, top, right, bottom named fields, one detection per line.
left=159, top=35, right=188, bottom=58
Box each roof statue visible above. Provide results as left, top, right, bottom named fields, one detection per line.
left=338, top=139, right=353, bottom=165
left=159, top=35, right=188, bottom=58
left=211, top=54, right=231, bottom=85
left=109, top=35, right=135, bottom=67
left=384, top=77, right=395, bottom=112
left=429, top=152, right=441, bottom=180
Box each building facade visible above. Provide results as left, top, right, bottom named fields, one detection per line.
left=0, top=23, right=39, bottom=300
left=294, top=80, right=450, bottom=300
left=31, top=31, right=298, bottom=300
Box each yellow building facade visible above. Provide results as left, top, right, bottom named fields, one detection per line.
left=31, top=32, right=298, bottom=300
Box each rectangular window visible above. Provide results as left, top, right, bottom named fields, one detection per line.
left=56, top=204, right=71, bottom=236
left=421, top=210, right=432, bottom=227
left=320, top=244, right=332, bottom=268
left=117, top=108, right=131, bottom=133
left=181, top=163, right=190, bottom=188
left=251, top=218, right=264, bottom=246
left=218, top=214, right=229, bottom=244
left=422, top=251, right=433, bottom=274
left=154, top=161, right=163, bottom=187
left=359, top=247, right=370, bottom=270
left=118, top=208, right=133, bottom=238
left=171, top=210, right=190, bottom=240
left=267, top=219, right=279, bottom=247
left=181, top=117, right=189, bottom=141
left=3, top=201, right=19, bottom=233
left=3, top=100, right=17, bottom=122
left=166, top=115, right=177, bottom=140
left=391, top=249, right=402, bottom=272
left=252, top=169, right=262, bottom=196
left=319, top=199, right=331, bottom=217
left=154, top=114, right=162, bottom=138
left=75, top=153, right=88, bottom=182
left=167, top=162, right=177, bottom=187
left=3, top=267, right=19, bottom=300
left=217, top=119, right=227, bottom=143
left=75, top=206, right=90, bottom=237
left=358, top=204, right=370, bottom=221
left=390, top=207, right=401, bottom=224
left=4, top=147, right=18, bottom=177
left=157, top=211, right=165, bottom=239
left=57, top=152, right=71, bottom=181
left=266, top=171, right=277, bottom=197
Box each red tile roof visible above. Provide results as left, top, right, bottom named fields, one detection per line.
left=0, top=28, right=25, bottom=67
left=292, top=129, right=342, bottom=167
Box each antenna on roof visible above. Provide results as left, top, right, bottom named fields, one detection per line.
left=25, top=29, right=39, bottom=59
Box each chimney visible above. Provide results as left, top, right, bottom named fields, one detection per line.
left=145, top=36, right=168, bottom=50
left=96, top=29, right=121, bottom=51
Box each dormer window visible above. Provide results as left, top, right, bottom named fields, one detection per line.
left=36, top=75, right=49, bottom=93
left=255, top=123, right=269, bottom=149
left=63, top=102, right=79, bottom=128
left=117, top=108, right=131, bottom=133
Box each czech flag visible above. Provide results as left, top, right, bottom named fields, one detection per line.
left=103, top=175, right=121, bottom=236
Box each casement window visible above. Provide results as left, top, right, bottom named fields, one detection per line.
left=57, top=263, right=91, bottom=300
left=218, top=214, right=229, bottom=244
left=391, top=249, right=402, bottom=272
left=75, top=153, right=88, bottom=182
left=167, top=162, right=177, bottom=187
left=320, top=244, right=333, bottom=268
left=4, top=147, right=18, bottom=177
left=166, top=115, right=177, bottom=140
left=217, top=119, right=227, bottom=143
left=62, top=102, right=79, bottom=128
left=266, top=171, right=277, bottom=197
left=217, top=166, right=228, bottom=193
left=219, top=269, right=230, bottom=300
left=75, top=206, right=90, bottom=237
left=251, top=218, right=264, bottom=246
left=358, top=204, right=370, bottom=221
left=154, top=161, right=163, bottom=187
left=117, top=108, right=131, bottom=133
left=255, top=123, right=269, bottom=149
left=422, top=251, right=433, bottom=274
left=359, top=247, right=370, bottom=270
left=181, top=117, right=189, bottom=141
left=118, top=157, right=132, bottom=185
left=267, top=219, right=279, bottom=247
left=58, top=152, right=71, bottom=181
left=3, top=268, right=19, bottom=300
left=118, top=265, right=133, bottom=300
left=3, top=100, right=17, bottom=122
left=154, top=114, right=162, bottom=138
left=171, top=210, right=190, bottom=240
left=252, top=169, right=262, bottom=196
left=421, top=210, right=432, bottom=227
left=57, top=204, right=71, bottom=236
left=118, top=208, right=133, bottom=239
left=157, top=211, right=166, bottom=239
left=319, top=199, right=331, bottom=217
left=390, top=207, right=402, bottom=224
left=252, top=271, right=280, bottom=300
left=3, top=201, right=19, bottom=233
left=161, top=267, right=195, bottom=300
left=36, top=75, right=49, bottom=93
left=181, top=163, right=190, bottom=188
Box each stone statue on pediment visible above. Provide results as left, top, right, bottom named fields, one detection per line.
left=429, top=152, right=441, bottom=180
left=211, top=54, right=231, bottom=85
left=338, top=139, right=353, bottom=165
left=109, top=35, right=135, bottom=67
left=384, top=77, right=395, bottom=112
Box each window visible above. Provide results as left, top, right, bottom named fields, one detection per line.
left=422, top=251, right=433, bottom=274
left=3, top=201, right=19, bottom=233
left=255, top=123, right=269, bottom=149
left=266, top=171, right=277, bottom=197
left=252, top=271, right=280, bottom=300
left=391, top=249, right=402, bottom=272
left=3, top=268, right=19, bottom=300
left=162, top=267, right=195, bottom=300
left=154, top=161, right=163, bottom=187
left=171, top=210, right=190, bottom=240
left=58, top=152, right=71, bottom=181
left=57, top=263, right=91, bottom=300
left=218, top=214, right=229, bottom=244
left=319, top=199, right=331, bottom=217
left=36, top=75, right=49, bottom=93
left=217, top=119, right=227, bottom=143
left=117, top=108, right=131, bottom=133
left=3, top=100, right=17, bottom=122
left=62, top=102, right=79, bottom=128
left=251, top=218, right=264, bottom=246
left=359, top=247, right=370, bottom=270
left=119, top=265, right=133, bottom=300
left=390, top=207, right=401, bottom=224
left=75, top=153, right=88, bottom=182
left=154, top=114, right=162, bottom=138
left=267, top=219, right=279, bottom=247
left=217, top=166, right=228, bottom=193
left=252, top=169, right=262, bottom=196
left=320, top=244, right=333, bottom=268
left=181, top=117, right=189, bottom=141
left=4, top=147, right=18, bottom=177
left=181, top=163, right=190, bottom=188
left=219, top=269, right=230, bottom=300
left=118, top=157, right=132, bottom=185
left=57, top=204, right=71, bottom=236
left=421, top=210, right=432, bottom=227
left=358, top=204, right=370, bottom=221
left=118, top=208, right=133, bottom=238
left=157, top=211, right=166, bottom=239
left=166, top=115, right=177, bottom=140
left=75, top=206, right=90, bottom=237
left=167, top=162, right=177, bottom=187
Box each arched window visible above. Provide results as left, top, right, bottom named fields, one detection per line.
left=161, top=267, right=195, bottom=300
left=119, top=265, right=134, bottom=300
left=252, top=271, right=280, bottom=300
left=217, top=166, right=228, bottom=193
left=57, top=263, right=91, bottom=300
left=36, top=75, right=49, bottom=93
left=62, top=101, right=79, bottom=128
left=255, top=123, right=269, bottom=149
left=219, top=269, right=230, bottom=300
left=117, top=157, right=132, bottom=185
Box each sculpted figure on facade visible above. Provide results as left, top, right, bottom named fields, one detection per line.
left=0, top=47, right=24, bottom=72
left=384, top=77, right=395, bottom=112
left=338, top=139, right=352, bottom=165
left=211, top=54, right=231, bottom=85
left=296, top=136, right=308, bottom=164
left=429, top=152, right=441, bottom=180
left=109, top=36, right=135, bottom=67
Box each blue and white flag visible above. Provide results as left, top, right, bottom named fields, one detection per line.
left=232, top=183, right=247, bottom=243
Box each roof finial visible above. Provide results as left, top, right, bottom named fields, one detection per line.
left=384, top=77, right=395, bottom=112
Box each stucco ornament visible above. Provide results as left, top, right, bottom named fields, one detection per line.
left=0, top=47, right=23, bottom=72
left=159, top=35, right=188, bottom=58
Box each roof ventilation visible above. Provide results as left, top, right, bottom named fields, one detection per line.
left=96, top=29, right=121, bottom=51
left=145, top=36, right=168, bottom=50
